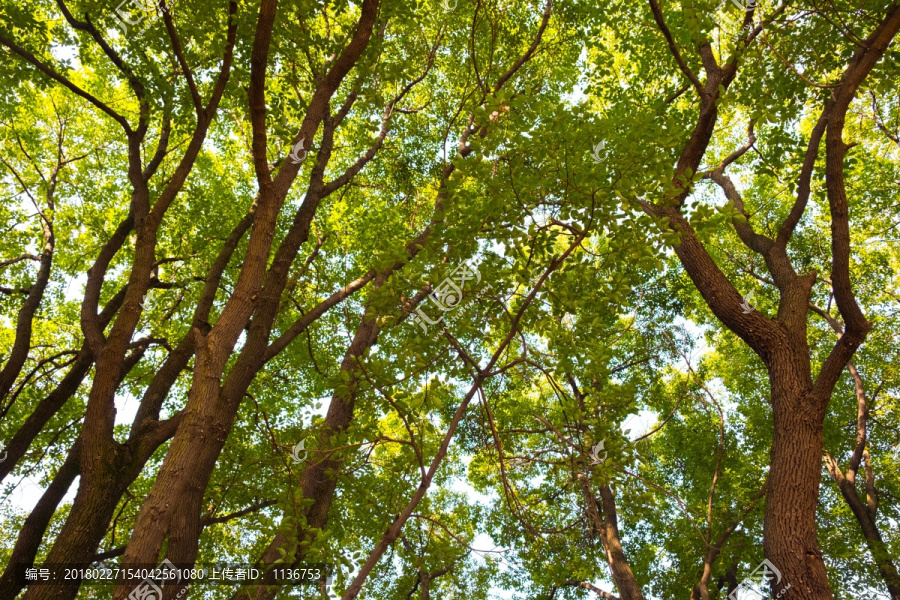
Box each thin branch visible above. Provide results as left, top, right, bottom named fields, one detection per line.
left=647, top=0, right=703, bottom=93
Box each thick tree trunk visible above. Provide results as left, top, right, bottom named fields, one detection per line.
left=114, top=218, right=333, bottom=585
left=28, top=7, right=238, bottom=592
left=17, top=367, right=182, bottom=600
left=112, top=5, right=380, bottom=589
left=693, top=566, right=711, bottom=600
left=21, top=407, right=181, bottom=600
left=765, top=410, right=830, bottom=596
left=639, top=6, right=900, bottom=598
left=763, top=349, right=831, bottom=599
left=19, top=344, right=181, bottom=600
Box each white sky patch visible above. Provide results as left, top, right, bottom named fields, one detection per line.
left=3, top=474, right=79, bottom=517
left=622, top=410, right=656, bottom=439
left=63, top=272, right=88, bottom=303
left=49, top=44, right=78, bottom=64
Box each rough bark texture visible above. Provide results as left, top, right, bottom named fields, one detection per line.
left=230, top=4, right=555, bottom=596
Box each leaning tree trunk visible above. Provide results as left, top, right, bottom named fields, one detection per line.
left=112, top=4, right=382, bottom=592
left=577, top=459, right=645, bottom=600
left=0, top=441, right=80, bottom=600
left=830, top=472, right=900, bottom=598
left=21, top=453, right=132, bottom=600
left=597, top=485, right=645, bottom=600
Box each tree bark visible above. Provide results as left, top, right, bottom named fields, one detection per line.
left=230, top=305, right=383, bottom=600
left=20, top=190, right=246, bottom=600
left=597, top=485, right=645, bottom=600
left=19, top=411, right=183, bottom=600
left=18, top=6, right=239, bottom=597
left=577, top=470, right=644, bottom=600
left=764, top=350, right=831, bottom=597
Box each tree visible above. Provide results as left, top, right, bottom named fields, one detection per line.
left=1, top=0, right=899, bottom=599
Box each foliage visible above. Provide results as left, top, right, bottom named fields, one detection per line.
left=1, top=0, right=899, bottom=599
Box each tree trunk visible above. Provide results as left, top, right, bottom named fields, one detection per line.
left=19, top=415, right=181, bottom=600
left=638, top=5, right=900, bottom=598
left=763, top=350, right=831, bottom=599
left=232, top=316, right=381, bottom=600
left=578, top=474, right=644, bottom=600
left=597, top=485, right=645, bottom=600
left=22, top=450, right=132, bottom=600
left=112, top=4, right=380, bottom=589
